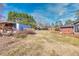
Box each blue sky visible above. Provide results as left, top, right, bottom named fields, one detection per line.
left=0, top=3, right=79, bottom=25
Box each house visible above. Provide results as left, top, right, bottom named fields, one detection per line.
left=0, top=21, right=31, bottom=34
left=73, top=21, right=79, bottom=34
left=60, top=25, right=74, bottom=34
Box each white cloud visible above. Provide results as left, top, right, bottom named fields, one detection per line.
left=46, top=4, right=70, bottom=16
left=31, top=3, right=79, bottom=26
left=71, top=4, right=79, bottom=8
left=31, top=4, right=69, bottom=26
left=0, top=4, right=7, bottom=12
left=0, top=3, right=7, bottom=8
left=31, top=12, right=52, bottom=27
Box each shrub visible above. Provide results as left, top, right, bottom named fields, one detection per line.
left=24, top=29, right=36, bottom=34
left=54, top=27, right=60, bottom=31
left=15, top=29, right=36, bottom=38
left=15, top=31, right=27, bottom=38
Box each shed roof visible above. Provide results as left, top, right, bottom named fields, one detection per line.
left=60, top=25, right=73, bottom=28
left=73, top=20, right=79, bottom=24
left=0, top=21, right=16, bottom=24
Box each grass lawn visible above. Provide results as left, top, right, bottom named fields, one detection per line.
left=0, top=30, right=79, bottom=56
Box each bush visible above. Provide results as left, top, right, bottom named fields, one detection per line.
left=54, top=27, right=60, bottom=31
left=14, top=29, right=36, bottom=38
left=15, top=31, right=27, bottom=38
left=24, top=29, right=36, bottom=34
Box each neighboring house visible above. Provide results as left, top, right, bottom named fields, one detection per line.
left=16, top=23, right=31, bottom=31
left=60, top=20, right=79, bottom=34
left=0, top=21, right=31, bottom=33
left=60, top=25, right=74, bottom=34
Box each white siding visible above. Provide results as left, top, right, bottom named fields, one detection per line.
left=16, top=23, right=19, bottom=30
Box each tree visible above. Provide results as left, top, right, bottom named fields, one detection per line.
left=54, top=21, right=63, bottom=31
left=75, top=10, right=79, bottom=21
left=54, top=21, right=63, bottom=27
left=76, top=10, right=79, bottom=16
left=51, top=22, right=54, bottom=28
left=8, top=11, right=36, bottom=28
left=8, top=11, right=17, bottom=22
left=65, top=19, right=74, bottom=25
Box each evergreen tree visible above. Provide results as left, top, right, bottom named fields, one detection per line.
left=8, top=11, right=36, bottom=28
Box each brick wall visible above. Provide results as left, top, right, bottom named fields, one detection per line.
left=60, top=28, right=73, bottom=34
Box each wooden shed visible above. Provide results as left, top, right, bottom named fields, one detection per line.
left=60, top=25, right=74, bottom=34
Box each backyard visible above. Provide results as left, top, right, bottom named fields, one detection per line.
left=0, top=30, right=79, bottom=56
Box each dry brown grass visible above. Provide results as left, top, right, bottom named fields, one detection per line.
left=0, top=30, right=79, bottom=56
